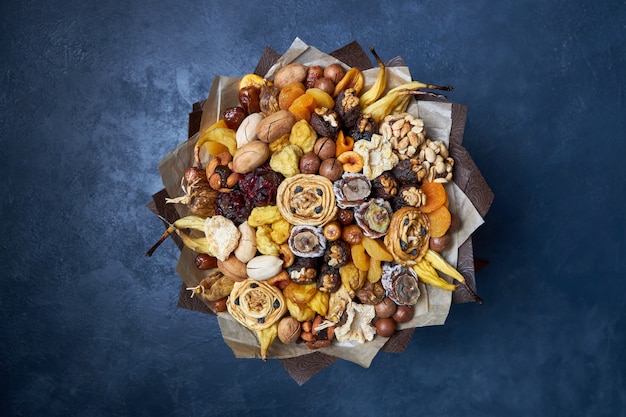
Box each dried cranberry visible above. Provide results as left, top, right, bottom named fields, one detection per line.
left=215, top=189, right=251, bottom=225
left=238, top=163, right=284, bottom=207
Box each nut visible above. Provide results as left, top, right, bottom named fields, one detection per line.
left=277, top=316, right=302, bottom=344
left=256, top=110, right=297, bottom=143
left=232, top=141, right=270, bottom=174
left=217, top=253, right=248, bottom=282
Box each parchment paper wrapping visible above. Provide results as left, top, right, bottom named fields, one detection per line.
left=148, top=39, right=493, bottom=384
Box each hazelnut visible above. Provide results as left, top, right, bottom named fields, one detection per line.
left=324, top=63, right=346, bottom=84
left=277, top=316, right=302, bottom=344
left=318, top=158, right=344, bottom=182
left=313, top=137, right=336, bottom=160
left=429, top=234, right=451, bottom=252
left=299, top=151, right=321, bottom=174
left=313, top=77, right=335, bottom=96
left=375, top=317, right=397, bottom=337
left=374, top=297, right=397, bottom=319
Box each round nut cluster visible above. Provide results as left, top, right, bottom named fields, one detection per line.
left=417, top=139, right=454, bottom=183
left=380, top=113, right=427, bottom=160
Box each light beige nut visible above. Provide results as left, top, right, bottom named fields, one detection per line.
left=246, top=255, right=284, bottom=281
left=217, top=254, right=248, bottom=282
left=234, top=221, right=257, bottom=263
left=256, top=110, right=297, bottom=143
left=236, top=112, right=263, bottom=148
left=232, top=140, right=270, bottom=174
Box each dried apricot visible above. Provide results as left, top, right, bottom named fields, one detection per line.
left=288, top=93, right=317, bottom=123
left=278, top=82, right=306, bottom=111
left=427, top=205, right=452, bottom=238
left=419, top=182, right=447, bottom=213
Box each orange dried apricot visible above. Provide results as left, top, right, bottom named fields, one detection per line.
left=278, top=82, right=305, bottom=111
left=288, top=93, right=317, bottom=122
left=419, top=182, right=447, bottom=214
left=427, top=205, right=452, bottom=238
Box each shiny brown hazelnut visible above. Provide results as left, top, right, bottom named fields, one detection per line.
left=323, top=221, right=342, bottom=242
left=278, top=316, right=302, bottom=344
left=324, top=63, right=346, bottom=84
left=374, top=297, right=397, bottom=319
left=337, top=208, right=355, bottom=225
left=313, top=77, right=335, bottom=96
left=392, top=305, right=414, bottom=324
left=299, top=151, right=321, bottom=174
left=313, top=137, right=336, bottom=160
left=429, top=234, right=451, bottom=252
left=375, top=317, right=396, bottom=337
left=318, top=158, right=344, bottom=182
left=341, top=224, right=363, bottom=245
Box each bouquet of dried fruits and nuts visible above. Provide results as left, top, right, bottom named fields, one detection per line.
left=148, top=40, right=483, bottom=362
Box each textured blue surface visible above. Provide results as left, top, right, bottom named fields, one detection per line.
left=2, top=1, right=625, bottom=416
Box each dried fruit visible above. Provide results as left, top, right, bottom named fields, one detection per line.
left=288, top=225, right=326, bottom=258
left=427, top=205, right=452, bottom=238
left=354, top=198, right=393, bottom=238
left=419, top=181, right=448, bottom=213
left=381, top=262, right=421, bottom=305
left=334, top=172, right=371, bottom=208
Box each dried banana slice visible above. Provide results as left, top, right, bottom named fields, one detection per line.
left=383, top=206, right=430, bottom=266
left=276, top=174, right=337, bottom=226
left=227, top=279, right=287, bottom=331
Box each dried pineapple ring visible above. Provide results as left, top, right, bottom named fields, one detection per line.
left=383, top=206, right=430, bottom=266
left=227, top=279, right=287, bottom=331
left=276, top=174, right=337, bottom=226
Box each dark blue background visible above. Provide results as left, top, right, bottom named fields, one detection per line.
left=2, top=1, right=625, bottom=416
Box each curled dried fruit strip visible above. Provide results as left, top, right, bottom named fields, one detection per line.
left=384, top=206, right=430, bottom=266
left=227, top=279, right=287, bottom=331
left=276, top=174, right=337, bottom=226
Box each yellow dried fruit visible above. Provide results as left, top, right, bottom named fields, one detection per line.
left=289, top=119, right=318, bottom=153
left=283, top=282, right=317, bottom=304
left=269, top=144, right=303, bottom=178
left=351, top=243, right=371, bottom=272
left=339, top=262, right=366, bottom=297
left=255, top=225, right=280, bottom=256
left=307, top=290, right=329, bottom=316
left=248, top=205, right=282, bottom=227
left=269, top=133, right=291, bottom=154
left=270, top=218, right=292, bottom=244
left=285, top=298, right=316, bottom=322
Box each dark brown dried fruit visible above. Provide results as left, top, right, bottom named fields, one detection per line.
left=222, top=106, right=247, bottom=131
left=239, top=86, right=261, bottom=114
left=287, top=257, right=320, bottom=284
left=334, top=88, right=361, bottom=129
left=391, top=158, right=418, bottom=185
left=323, top=240, right=351, bottom=268
left=309, top=108, right=341, bottom=139
left=371, top=171, right=399, bottom=200
left=317, top=264, right=341, bottom=293
left=349, top=113, right=377, bottom=142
